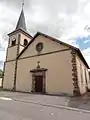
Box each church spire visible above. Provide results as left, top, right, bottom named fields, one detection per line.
left=16, top=1, right=26, bottom=31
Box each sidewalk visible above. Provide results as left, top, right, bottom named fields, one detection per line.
left=0, top=91, right=70, bottom=106
left=0, top=91, right=90, bottom=111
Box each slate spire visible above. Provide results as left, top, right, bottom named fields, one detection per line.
left=16, top=8, right=26, bottom=31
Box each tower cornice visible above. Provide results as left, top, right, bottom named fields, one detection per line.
left=8, top=28, right=32, bottom=39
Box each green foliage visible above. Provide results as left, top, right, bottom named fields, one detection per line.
left=0, top=70, right=3, bottom=78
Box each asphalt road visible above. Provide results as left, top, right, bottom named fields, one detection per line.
left=0, top=97, right=90, bottom=120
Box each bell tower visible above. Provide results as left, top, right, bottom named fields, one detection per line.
left=7, top=8, right=32, bottom=61
left=3, top=6, right=32, bottom=90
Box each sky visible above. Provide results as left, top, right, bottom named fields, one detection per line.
left=0, top=0, right=90, bottom=69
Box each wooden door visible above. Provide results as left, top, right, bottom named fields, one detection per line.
left=35, top=76, right=43, bottom=92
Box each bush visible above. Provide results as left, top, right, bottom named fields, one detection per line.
left=0, top=70, right=3, bottom=78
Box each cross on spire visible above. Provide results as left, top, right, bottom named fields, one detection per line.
left=37, top=61, right=40, bottom=68
left=22, top=0, right=24, bottom=9
left=15, top=0, right=26, bottom=31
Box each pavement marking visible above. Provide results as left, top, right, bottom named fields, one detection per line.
left=0, top=97, right=12, bottom=101
left=50, top=113, right=54, bottom=116
left=40, top=109, right=43, bottom=112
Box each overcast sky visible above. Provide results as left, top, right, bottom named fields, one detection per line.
left=0, top=0, right=90, bottom=69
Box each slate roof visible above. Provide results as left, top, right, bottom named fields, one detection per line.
left=8, top=9, right=32, bottom=38
left=16, top=8, right=26, bottom=31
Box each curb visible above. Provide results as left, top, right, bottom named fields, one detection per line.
left=13, top=99, right=90, bottom=114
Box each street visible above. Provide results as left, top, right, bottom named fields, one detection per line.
left=0, top=92, right=90, bottom=119
left=0, top=97, right=90, bottom=120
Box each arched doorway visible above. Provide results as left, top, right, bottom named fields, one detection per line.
left=30, top=68, right=47, bottom=93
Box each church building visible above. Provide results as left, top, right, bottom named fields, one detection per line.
left=2, top=8, right=90, bottom=96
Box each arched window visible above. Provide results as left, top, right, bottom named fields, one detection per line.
left=11, top=39, right=16, bottom=46
left=24, top=39, right=28, bottom=46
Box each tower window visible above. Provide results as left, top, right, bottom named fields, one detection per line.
left=11, top=39, right=16, bottom=46
left=24, top=39, right=28, bottom=46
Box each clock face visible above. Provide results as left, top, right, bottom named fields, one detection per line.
left=36, top=42, right=43, bottom=52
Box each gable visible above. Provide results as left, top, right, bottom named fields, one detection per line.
left=19, top=34, right=69, bottom=59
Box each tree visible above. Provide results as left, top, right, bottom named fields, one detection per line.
left=0, top=70, right=3, bottom=78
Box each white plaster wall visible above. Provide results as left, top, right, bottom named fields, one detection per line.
left=20, top=35, right=69, bottom=59
left=86, top=69, right=90, bottom=89
left=19, top=46, right=24, bottom=53
left=20, top=33, right=32, bottom=46
left=16, top=50, right=73, bottom=95
left=76, top=55, right=89, bottom=94
left=7, top=46, right=17, bottom=61
left=8, top=34, right=19, bottom=47
left=3, top=61, right=16, bottom=90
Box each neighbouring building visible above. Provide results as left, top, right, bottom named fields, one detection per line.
left=2, top=8, right=90, bottom=96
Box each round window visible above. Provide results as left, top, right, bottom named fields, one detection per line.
left=36, top=42, right=43, bottom=52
